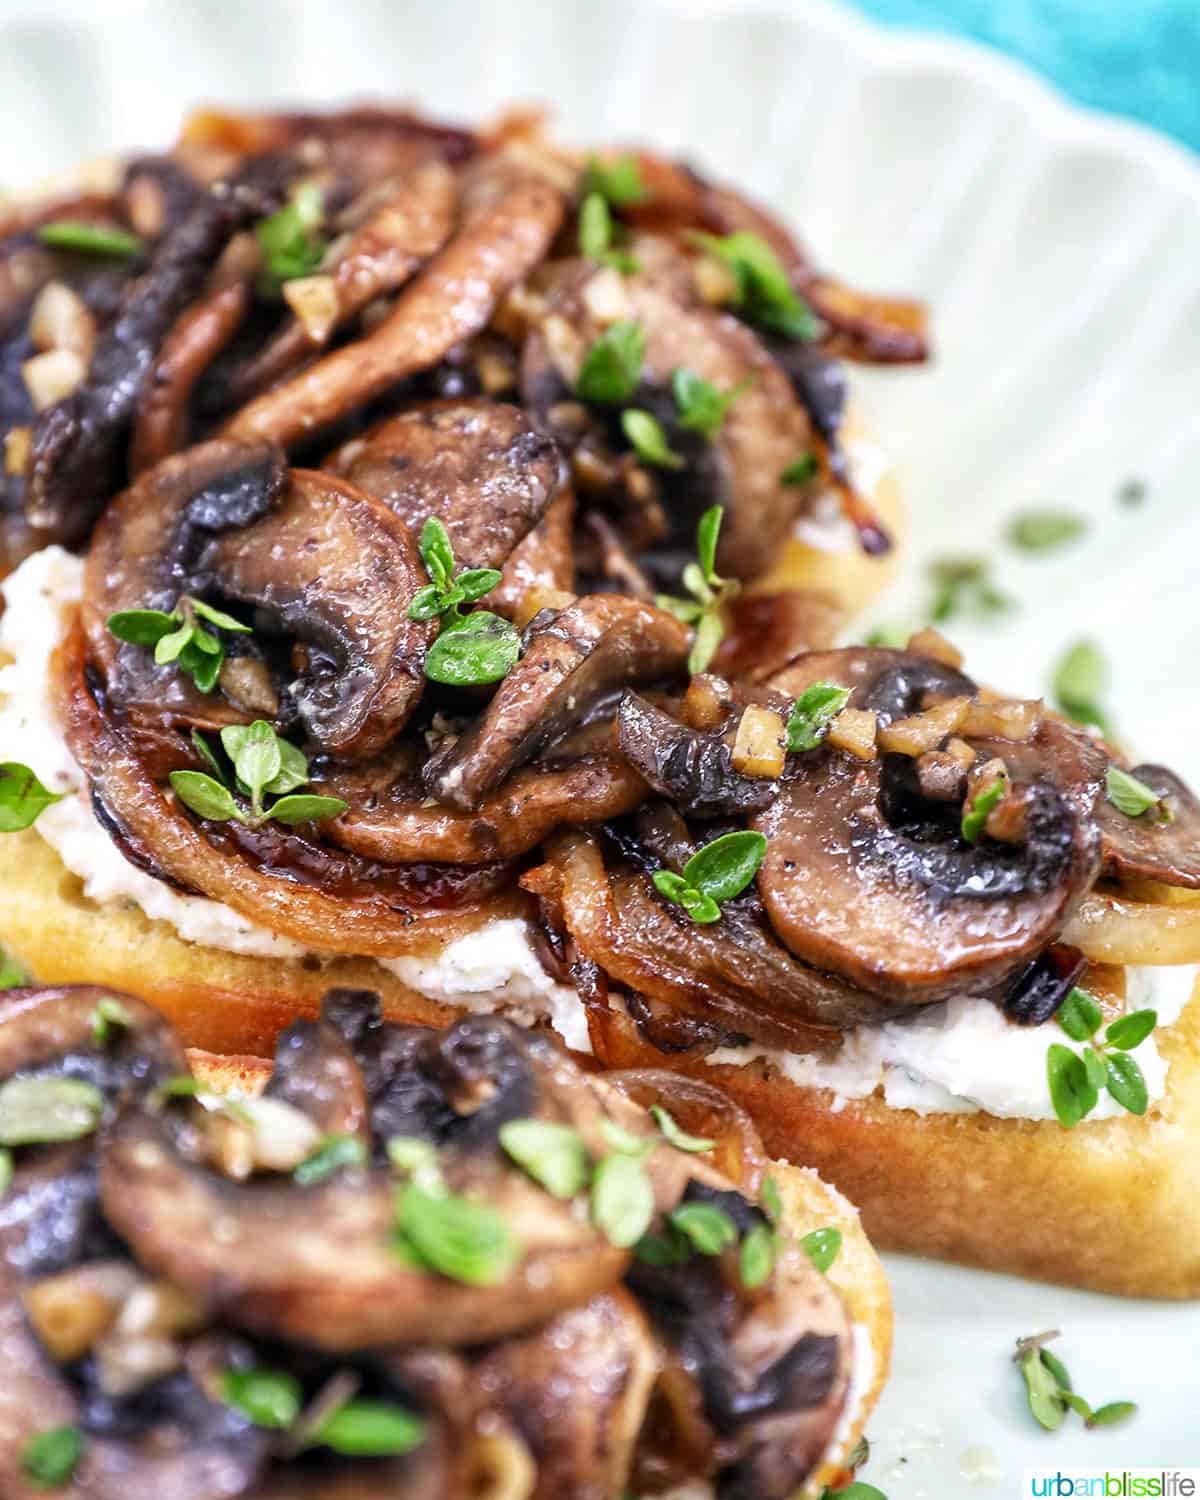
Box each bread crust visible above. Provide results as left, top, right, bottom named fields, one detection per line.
left=0, top=828, right=465, bottom=1054
left=587, top=996, right=1200, bottom=1299
left=186, top=1048, right=892, bottom=1497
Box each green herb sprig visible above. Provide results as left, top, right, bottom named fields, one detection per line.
left=655, top=504, right=740, bottom=673
left=672, top=367, right=752, bottom=440
left=652, top=829, right=768, bottom=925
left=1007, top=509, right=1086, bottom=552
left=1047, top=988, right=1157, bottom=1127
left=578, top=192, right=638, bottom=273
left=108, top=595, right=251, bottom=695
left=688, top=230, right=819, bottom=340
left=819, top=1484, right=888, bottom=1500
left=1105, top=765, right=1168, bottom=821
left=294, top=1134, right=367, bottom=1186
left=39, top=220, right=142, bottom=257
left=169, top=722, right=347, bottom=828
left=928, top=556, right=1012, bottom=624
left=621, top=409, right=682, bottom=469
left=256, top=182, right=327, bottom=295
left=961, top=776, right=1006, bottom=843
left=0, top=1076, right=104, bottom=1146
left=800, top=1226, right=843, bottom=1274
left=1051, top=640, right=1110, bottom=735
left=1014, top=1331, right=1137, bottom=1432
left=20, top=1425, right=85, bottom=1487
left=0, top=948, right=27, bottom=989
left=576, top=319, right=646, bottom=405
left=0, top=763, right=64, bottom=833
left=786, top=682, right=851, bottom=753
left=581, top=154, right=648, bottom=206
left=221, top=1368, right=425, bottom=1456
left=408, top=518, right=520, bottom=687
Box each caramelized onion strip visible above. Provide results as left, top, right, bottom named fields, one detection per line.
left=1063, top=888, right=1200, bottom=967
left=56, top=616, right=522, bottom=955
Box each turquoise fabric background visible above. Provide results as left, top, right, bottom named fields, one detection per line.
left=842, top=0, right=1200, bottom=153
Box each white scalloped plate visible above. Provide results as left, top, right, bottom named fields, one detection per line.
left=4, top=0, right=1200, bottom=1485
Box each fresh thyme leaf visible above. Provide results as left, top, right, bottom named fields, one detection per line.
left=39, top=220, right=142, bottom=257
left=221, top=1367, right=302, bottom=1429
left=669, top=1202, right=739, bottom=1255
left=576, top=320, right=646, bottom=404
left=106, top=608, right=178, bottom=647
left=621, top=408, right=683, bottom=469
left=396, top=1184, right=521, bottom=1285
left=256, top=182, right=326, bottom=294
left=739, top=1222, right=777, bottom=1288
left=681, top=829, right=768, bottom=904
left=91, top=997, right=132, bottom=1046
left=1020, top=1350, right=1068, bottom=1431
left=688, top=608, right=724, bottom=676
left=928, top=555, right=1013, bottom=623
left=20, top=1425, right=85, bottom=1486
left=688, top=229, right=819, bottom=340
left=1046, top=1043, right=1099, bottom=1128
left=425, top=611, right=521, bottom=687
left=1117, top=478, right=1146, bottom=508
left=1104, top=1008, right=1157, bottom=1051
left=786, top=682, right=850, bottom=752
left=1007, top=509, right=1086, bottom=552
left=268, top=794, right=348, bottom=826
left=961, top=776, right=1006, bottom=843
left=672, top=367, right=750, bottom=438
left=582, top=154, right=648, bottom=206
left=0, top=1076, right=104, bottom=1146
left=1105, top=766, right=1163, bottom=819
left=579, top=192, right=612, bottom=258
left=1056, top=987, right=1102, bottom=1042
left=649, top=1104, right=714, bottom=1154
left=499, top=1119, right=590, bottom=1200
left=169, top=770, right=242, bottom=823
left=1103, top=1051, right=1149, bottom=1115
left=0, top=763, right=64, bottom=832
left=294, top=1134, right=367, bottom=1186
left=1052, top=640, right=1110, bottom=733
left=1088, top=1401, right=1138, bottom=1429
left=311, top=1399, right=426, bottom=1458
left=591, top=1152, right=655, bottom=1248
left=780, top=453, right=819, bottom=486
left=800, top=1226, right=843, bottom=1273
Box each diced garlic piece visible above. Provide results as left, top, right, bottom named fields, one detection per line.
left=4, top=426, right=31, bottom=476
left=731, top=705, right=787, bottom=779
left=514, top=585, right=576, bottom=629
left=30, top=281, right=96, bottom=360
left=828, top=707, right=878, bottom=760
left=877, top=696, right=969, bottom=756
left=241, top=1095, right=323, bottom=1172
left=905, top=626, right=964, bottom=669
left=283, top=273, right=340, bottom=343
left=961, top=696, right=1043, bottom=742
left=21, top=348, right=86, bottom=411
left=581, top=265, right=630, bottom=325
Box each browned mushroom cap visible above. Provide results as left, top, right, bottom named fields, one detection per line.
left=423, top=594, right=689, bottom=812
left=617, top=690, right=785, bottom=819
left=25, top=153, right=294, bottom=547
left=98, top=1010, right=631, bottom=1350
left=475, top=1289, right=658, bottom=1500
left=211, top=467, right=431, bottom=759
left=753, top=648, right=1105, bottom=1005
left=223, top=153, right=564, bottom=449
left=628, top=1183, right=850, bottom=1500
left=318, top=748, right=646, bottom=864
left=0, top=986, right=187, bottom=1279
left=326, top=398, right=562, bottom=570
left=0, top=1272, right=268, bottom=1500
left=1098, top=763, right=1200, bottom=890
left=83, top=438, right=434, bottom=758
left=225, top=155, right=458, bottom=408
left=487, top=484, right=576, bottom=618
left=523, top=251, right=813, bottom=580
left=530, top=828, right=897, bottom=1047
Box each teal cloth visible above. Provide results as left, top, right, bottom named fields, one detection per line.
left=843, top=0, right=1200, bottom=154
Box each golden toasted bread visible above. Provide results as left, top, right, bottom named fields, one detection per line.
left=585, top=993, right=1200, bottom=1299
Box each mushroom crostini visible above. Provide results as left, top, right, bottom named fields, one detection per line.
left=0, top=984, right=890, bottom=1499
left=0, top=98, right=916, bottom=1053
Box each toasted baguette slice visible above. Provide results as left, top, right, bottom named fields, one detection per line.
left=188, top=1046, right=892, bottom=1498
left=0, top=829, right=466, bottom=1053
left=586, top=997, right=1200, bottom=1300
